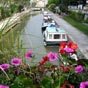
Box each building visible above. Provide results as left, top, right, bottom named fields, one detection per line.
left=31, top=0, right=48, bottom=7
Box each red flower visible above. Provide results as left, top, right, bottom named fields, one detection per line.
left=59, top=49, right=65, bottom=54
left=39, top=60, right=45, bottom=65
left=68, top=41, right=78, bottom=50
left=59, top=42, right=66, bottom=49
left=60, top=66, right=64, bottom=70
left=61, top=86, right=65, bottom=88
left=61, top=81, right=69, bottom=88
left=42, top=56, right=49, bottom=62
left=71, top=44, right=78, bottom=50
left=69, top=85, right=75, bottom=88
left=61, top=81, right=75, bottom=88
left=68, top=41, right=74, bottom=48
left=60, top=41, right=66, bottom=46
left=60, top=66, right=70, bottom=72
left=64, top=67, right=70, bottom=72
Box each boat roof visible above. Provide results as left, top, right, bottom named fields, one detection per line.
left=46, top=26, right=66, bottom=33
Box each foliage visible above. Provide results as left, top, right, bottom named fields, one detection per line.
left=0, top=0, right=30, bottom=20
left=59, top=4, right=68, bottom=14
left=0, top=14, right=30, bottom=63
left=47, top=0, right=61, bottom=6
left=10, top=4, right=18, bottom=14
left=0, top=49, right=88, bottom=88
left=41, top=77, right=52, bottom=88
left=63, top=16, right=88, bottom=36
left=47, top=0, right=61, bottom=12
left=69, top=0, right=78, bottom=5
left=69, top=11, right=85, bottom=22
left=84, top=18, right=88, bottom=23
left=69, top=11, right=76, bottom=19
left=47, top=0, right=71, bottom=14
left=0, top=6, right=11, bottom=19
left=48, top=4, right=56, bottom=12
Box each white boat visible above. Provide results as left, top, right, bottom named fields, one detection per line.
left=41, top=20, right=56, bottom=33
left=42, top=26, right=68, bottom=46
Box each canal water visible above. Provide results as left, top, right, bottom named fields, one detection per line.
left=21, top=12, right=59, bottom=66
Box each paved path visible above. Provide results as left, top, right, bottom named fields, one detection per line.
left=52, top=13, right=88, bottom=59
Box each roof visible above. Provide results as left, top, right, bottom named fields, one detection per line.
left=46, top=26, right=66, bottom=33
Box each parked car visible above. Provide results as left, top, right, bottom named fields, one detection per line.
left=42, top=26, right=68, bottom=46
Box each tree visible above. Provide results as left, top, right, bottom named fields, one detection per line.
left=47, top=0, right=61, bottom=7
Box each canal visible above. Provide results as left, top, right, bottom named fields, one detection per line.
left=21, top=11, right=59, bottom=66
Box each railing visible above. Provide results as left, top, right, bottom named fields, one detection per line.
left=0, top=9, right=31, bottom=36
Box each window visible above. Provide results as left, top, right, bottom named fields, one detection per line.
left=54, top=34, right=60, bottom=39
left=62, top=34, right=66, bottom=39
left=49, top=34, right=52, bottom=39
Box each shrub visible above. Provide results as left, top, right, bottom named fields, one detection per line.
left=48, top=4, right=56, bottom=12
left=59, top=4, right=68, bottom=14
left=69, top=11, right=85, bottom=22
left=75, top=11, right=85, bottom=22
left=69, top=11, right=76, bottom=20
left=10, top=4, right=18, bottom=14
left=84, top=18, right=88, bottom=23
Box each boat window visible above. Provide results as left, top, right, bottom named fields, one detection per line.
left=62, top=34, right=66, bottom=39
left=49, top=34, right=52, bottom=39
left=54, top=34, right=60, bottom=39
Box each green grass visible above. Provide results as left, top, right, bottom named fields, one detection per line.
left=63, top=16, right=88, bottom=36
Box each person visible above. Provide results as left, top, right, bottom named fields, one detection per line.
left=70, top=52, right=78, bottom=61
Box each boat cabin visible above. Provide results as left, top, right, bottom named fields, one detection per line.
left=43, top=26, right=68, bottom=46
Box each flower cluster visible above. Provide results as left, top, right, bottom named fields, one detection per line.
left=0, top=49, right=88, bottom=88
left=59, top=41, right=78, bottom=54
left=39, top=52, right=58, bottom=65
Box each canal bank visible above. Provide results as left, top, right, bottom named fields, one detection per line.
left=0, top=10, right=31, bottom=63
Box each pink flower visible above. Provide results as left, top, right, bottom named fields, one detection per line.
left=47, top=52, right=58, bottom=62
left=25, top=50, right=33, bottom=59
left=80, top=81, right=88, bottom=88
left=75, top=65, right=83, bottom=73
left=0, top=66, right=3, bottom=70
left=0, top=84, right=9, bottom=88
left=11, top=58, right=22, bottom=66
left=0, top=64, right=10, bottom=70
left=64, top=47, right=74, bottom=53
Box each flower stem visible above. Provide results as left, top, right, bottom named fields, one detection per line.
left=0, top=66, right=10, bottom=80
